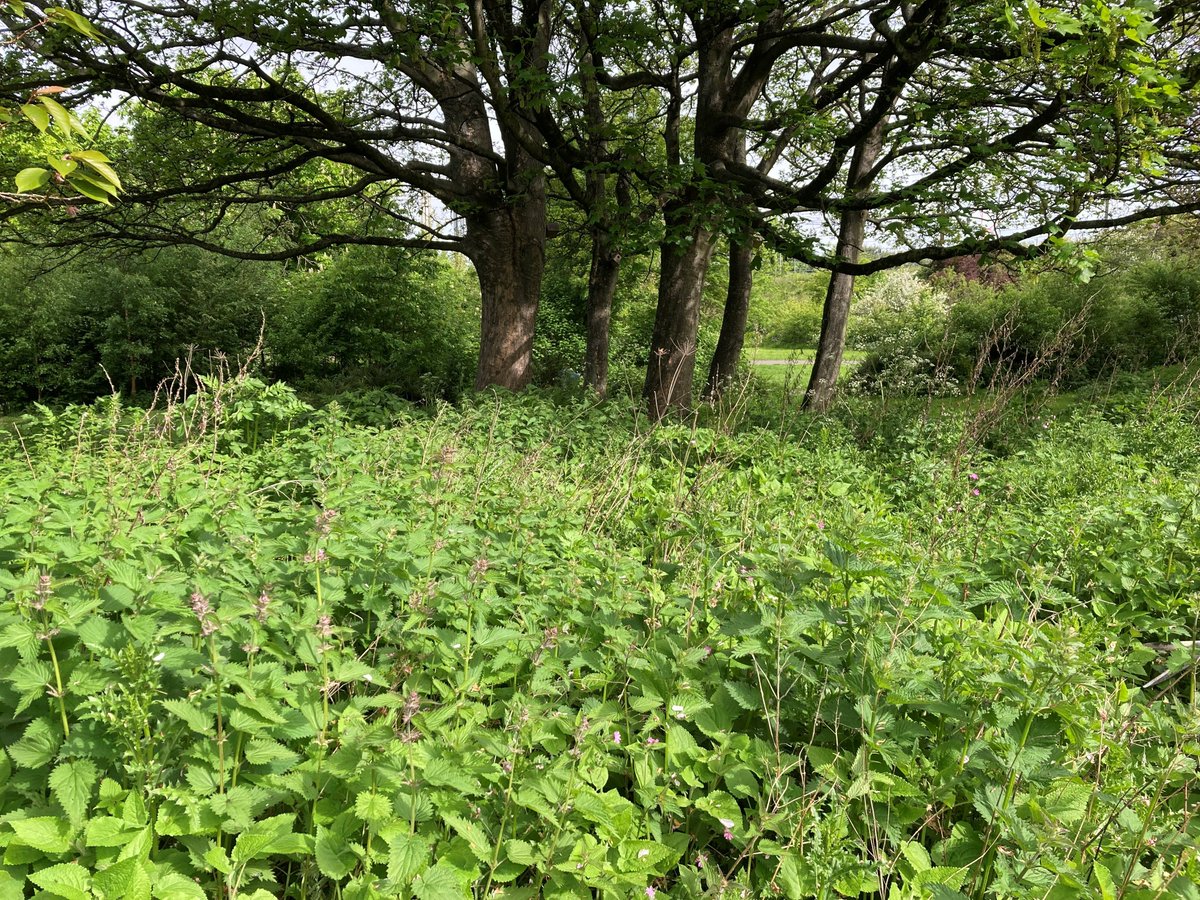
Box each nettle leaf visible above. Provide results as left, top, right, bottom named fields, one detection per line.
left=412, top=863, right=467, bottom=900
left=8, top=717, right=61, bottom=769
left=443, top=813, right=491, bottom=862
left=151, top=872, right=207, bottom=900
left=161, top=698, right=215, bottom=736
left=386, top=830, right=430, bottom=884
left=314, top=822, right=357, bottom=879
left=27, top=862, right=90, bottom=900
left=10, top=816, right=74, bottom=855
left=353, top=790, right=394, bottom=826
left=49, top=759, right=98, bottom=824
left=92, top=856, right=151, bottom=900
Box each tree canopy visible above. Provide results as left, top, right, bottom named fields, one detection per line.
left=1, top=0, right=1198, bottom=412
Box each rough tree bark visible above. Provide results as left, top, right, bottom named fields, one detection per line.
left=804, top=121, right=885, bottom=412
left=584, top=226, right=620, bottom=396
left=704, top=227, right=755, bottom=400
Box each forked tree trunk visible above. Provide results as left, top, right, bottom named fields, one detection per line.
left=469, top=193, right=547, bottom=391
left=584, top=228, right=620, bottom=396
left=704, top=229, right=754, bottom=400
left=643, top=202, right=719, bottom=419
left=804, top=122, right=885, bottom=411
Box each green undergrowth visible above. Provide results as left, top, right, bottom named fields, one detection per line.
left=0, top=379, right=1197, bottom=899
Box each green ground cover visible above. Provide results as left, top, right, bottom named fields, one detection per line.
left=0, top=380, right=1197, bottom=899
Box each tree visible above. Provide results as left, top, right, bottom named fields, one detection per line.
left=1, top=0, right=558, bottom=390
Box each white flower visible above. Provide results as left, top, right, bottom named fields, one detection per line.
left=671, top=704, right=685, bottom=718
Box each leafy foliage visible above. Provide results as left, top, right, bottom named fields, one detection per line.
left=0, top=380, right=1197, bottom=897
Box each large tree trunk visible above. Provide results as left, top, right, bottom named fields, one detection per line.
left=643, top=202, right=719, bottom=419
left=704, top=229, right=754, bottom=400
left=584, top=228, right=620, bottom=396
left=804, top=123, right=885, bottom=411
left=469, top=190, right=547, bottom=391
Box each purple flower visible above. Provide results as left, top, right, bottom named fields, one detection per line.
left=723, top=828, right=734, bottom=840
left=613, top=731, right=622, bottom=745
left=645, top=888, right=656, bottom=899
left=816, top=519, right=826, bottom=530
left=967, top=472, right=979, bottom=481
left=646, top=736, right=659, bottom=746
left=972, top=488, right=980, bottom=496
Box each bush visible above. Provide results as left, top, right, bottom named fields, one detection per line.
left=265, top=246, right=477, bottom=401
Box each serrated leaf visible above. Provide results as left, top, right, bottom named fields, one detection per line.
left=504, top=839, right=535, bottom=865
left=412, top=864, right=466, bottom=900
left=724, top=680, right=760, bottom=710
left=10, top=816, right=73, bottom=854
left=160, top=699, right=213, bottom=736
left=353, top=791, right=393, bottom=826
left=443, top=813, right=490, bottom=862
left=8, top=717, right=61, bottom=769
left=27, top=862, right=90, bottom=900
left=386, top=831, right=429, bottom=883
left=314, top=823, right=356, bottom=879
left=92, top=856, right=150, bottom=900
left=151, top=872, right=207, bottom=900
left=49, top=759, right=98, bottom=825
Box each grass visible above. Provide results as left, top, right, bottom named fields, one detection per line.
left=747, top=347, right=869, bottom=362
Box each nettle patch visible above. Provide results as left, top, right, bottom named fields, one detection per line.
left=0, top=387, right=1198, bottom=899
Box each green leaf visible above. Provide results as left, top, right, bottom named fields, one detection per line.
left=314, top=823, right=357, bottom=879
left=161, top=699, right=213, bottom=736
left=504, top=839, right=535, bottom=865
left=826, top=481, right=850, bottom=497
left=152, top=872, right=207, bottom=900
left=70, top=149, right=122, bottom=191
left=353, top=790, right=393, bottom=826
left=65, top=172, right=115, bottom=205
left=93, top=857, right=151, bottom=900
left=386, top=831, right=429, bottom=883
left=443, top=813, right=490, bottom=862
left=20, top=103, right=49, bottom=132
left=27, top=862, right=90, bottom=900
left=10, top=816, right=73, bottom=854
left=49, top=759, right=98, bottom=825
left=15, top=166, right=51, bottom=193
left=412, top=864, right=466, bottom=900
left=45, top=6, right=102, bottom=39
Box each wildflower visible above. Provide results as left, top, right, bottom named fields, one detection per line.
left=613, top=731, right=622, bottom=745
left=253, top=590, right=271, bottom=623
left=816, top=519, right=826, bottom=530
left=402, top=691, right=420, bottom=725
left=645, top=887, right=656, bottom=899
left=671, top=704, right=685, bottom=719
left=972, top=488, right=980, bottom=496
left=33, top=574, right=52, bottom=611
left=152, top=651, right=166, bottom=663
left=190, top=591, right=218, bottom=636
left=696, top=853, right=707, bottom=868
left=646, top=736, right=659, bottom=746
left=723, top=829, right=734, bottom=841
left=314, top=508, right=339, bottom=535
left=315, top=615, right=333, bottom=641
left=967, top=472, right=979, bottom=481
left=469, top=557, right=490, bottom=583
left=703, top=646, right=712, bottom=657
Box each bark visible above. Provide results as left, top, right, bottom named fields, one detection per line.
left=584, top=227, right=620, bottom=396
left=704, top=228, right=754, bottom=400
left=644, top=200, right=719, bottom=419
left=469, top=187, right=547, bottom=391
left=804, top=122, right=885, bottom=412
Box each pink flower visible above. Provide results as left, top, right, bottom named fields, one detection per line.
left=816, top=520, right=826, bottom=530
left=967, top=472, right=979, bottom=481
left=645, top=888, right=656, bottom=899
left=613, top=731, right=622, bottom=745
left=723, top=828, right=734, bottom=840
left=972, top=488, right=980, bottom=496
left=645, top=736, right=659, bottom=746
